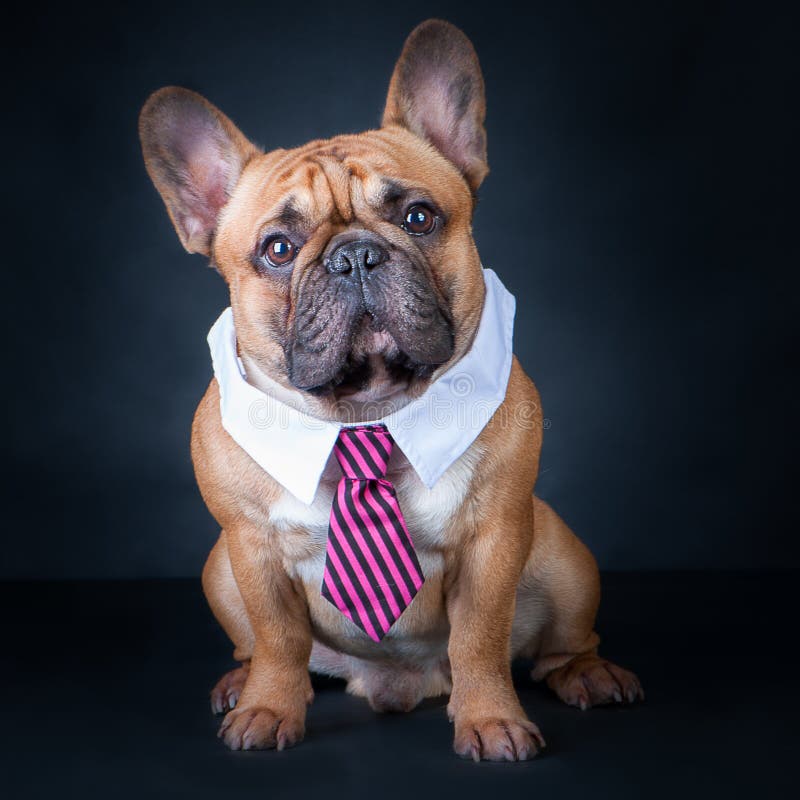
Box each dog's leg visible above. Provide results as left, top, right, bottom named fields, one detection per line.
left=202, top=532, right=255, bottom=714
left=445, top=486, right=546, bottom=762
left=203, top=541, right=357, bottom=713
left=516, top=497, right=644, bottom=709
left=207, top=524, right=314, bottom=750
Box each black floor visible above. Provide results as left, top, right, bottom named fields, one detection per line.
left=1, top=572, right=795, bottom=799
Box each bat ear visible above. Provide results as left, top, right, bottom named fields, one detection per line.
left=382, top=19, right=488, bottom=192
left=139, top=87, right=260, bottom=255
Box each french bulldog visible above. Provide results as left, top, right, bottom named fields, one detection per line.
left=139, top=18, right=642, bottom=761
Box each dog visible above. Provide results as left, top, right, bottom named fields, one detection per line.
left=139, top=18, right=642, bottom=761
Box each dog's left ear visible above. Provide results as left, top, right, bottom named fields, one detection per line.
left=382, top=19, right=488, bottom=192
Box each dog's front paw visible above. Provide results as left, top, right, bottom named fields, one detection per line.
left=218, top=705, right=305, bottom=751
left=453, top=716, right=545, bottom=762
left=210, top=665, right=249, bottom=715
left=546, top=654, right=644, bottom=710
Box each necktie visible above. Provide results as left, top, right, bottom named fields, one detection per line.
left=321, top=424, right=425, bottom=642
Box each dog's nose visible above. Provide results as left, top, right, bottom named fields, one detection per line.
left=325, top=239, right=387, bottom=276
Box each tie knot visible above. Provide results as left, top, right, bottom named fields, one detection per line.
left=334, top=425, right=393, bottom=480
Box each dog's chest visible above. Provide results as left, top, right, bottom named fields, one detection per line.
left=271, top=450, right=475, bottom=568
left=269, top=447, right=478, bottom=652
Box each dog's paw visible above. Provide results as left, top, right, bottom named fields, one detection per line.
left=217, top=705, right=305, bottom=751
left=546, top=655, right=644, bottom=710
left=210, top=665, right=249, bottom=715
left=453, top=717, right=545, bottom=762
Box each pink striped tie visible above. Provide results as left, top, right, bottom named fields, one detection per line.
left=321, top=425, right=425, bottom=642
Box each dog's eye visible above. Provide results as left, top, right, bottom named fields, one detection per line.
left=402, top=204, right=437, bottom=235
left=261, top=235, right=297, bottom=267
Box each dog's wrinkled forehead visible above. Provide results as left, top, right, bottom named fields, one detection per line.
left=259, top=154, right=391, bottom=231
left=219, top=131, right=462, bottom=256
left=281, top=152, right=374, bottom=223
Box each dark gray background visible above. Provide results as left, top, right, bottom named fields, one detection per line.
left=2, top=0, right=796, bottom=578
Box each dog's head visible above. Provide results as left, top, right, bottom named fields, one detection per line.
left=140, top=20, right=488, bottom=420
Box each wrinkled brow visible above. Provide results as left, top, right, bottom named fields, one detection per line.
left=272, top=197, right=309, bottom=229
left=379, top=179, right=408, bottom=205
left=375, top=178, right=444, bottom=222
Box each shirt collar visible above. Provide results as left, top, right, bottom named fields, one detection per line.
left=207, top=268, right=516, bottom=505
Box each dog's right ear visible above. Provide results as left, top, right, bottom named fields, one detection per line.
left=139, top=87, right=260, bottom=256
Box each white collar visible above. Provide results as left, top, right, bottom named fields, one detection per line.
left=207, top=268, right=515, bottom=505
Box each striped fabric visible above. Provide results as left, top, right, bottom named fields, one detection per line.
left=321, top=425, right=424, bottom=642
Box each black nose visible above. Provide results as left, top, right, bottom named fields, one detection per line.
left=325, top=238, right=387, bottom=276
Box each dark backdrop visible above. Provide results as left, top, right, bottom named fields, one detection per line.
left=2, top=0, right=797, bottom=578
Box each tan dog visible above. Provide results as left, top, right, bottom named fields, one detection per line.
left=139, top=19, right=642, bottom=761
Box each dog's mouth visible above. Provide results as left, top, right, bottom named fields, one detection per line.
left=287, top=256, right=455, bottom=400
left=303, top=313, right=438, bottom=402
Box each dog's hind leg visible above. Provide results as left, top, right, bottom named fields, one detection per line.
left=202, top=531, right=255, bottom=714
left=512, top=497, right=644, bottom=709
